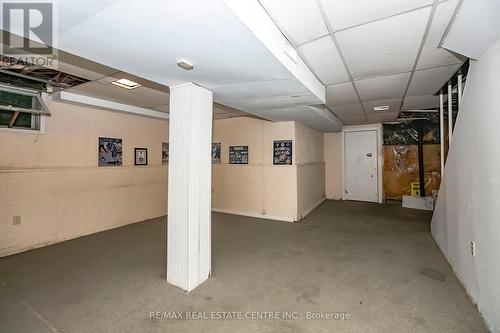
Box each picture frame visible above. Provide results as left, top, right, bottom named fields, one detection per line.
left=229, top=145, right=248, bottom=164
left=212, top=142, right=221, bottom=164
left=98, top=137, right=122, bottom=167
left=273, top=140, right=293, bottom=165
left=162, top=142, right=169, bottom=165
left=134, top=148, right=148, bottom=166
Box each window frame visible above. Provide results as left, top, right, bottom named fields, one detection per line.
left=0, top=85, right=49, bottom=134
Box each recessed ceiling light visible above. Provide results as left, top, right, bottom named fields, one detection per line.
left=177, top=59, right=194, bottom=71
left=373, top=105, right=390, bottom=112
left=111, top=78, right=142, bottom=90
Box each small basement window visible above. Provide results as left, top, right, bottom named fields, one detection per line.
left=0, top=87, right=49, bottom=131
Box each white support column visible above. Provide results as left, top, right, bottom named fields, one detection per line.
left=448, top=82, right=453, bottom=145
left=167, top=82, right=213, bottom=292
left=439, top=91, right=444, bottom=176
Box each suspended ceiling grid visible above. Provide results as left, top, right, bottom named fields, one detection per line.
left=260, top=0, right=465, bottom=124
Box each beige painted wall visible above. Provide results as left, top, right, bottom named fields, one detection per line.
left=211, top=117, right=298, bottom=220
left=295, top=123, right=326, bottom=218
left=324, top=132, right=343, bottom=200
left=1, top=99, right=330, bottom=256
left=0, top=97, right=169, bottom=257
left=295, top=122, right=324, bottom=164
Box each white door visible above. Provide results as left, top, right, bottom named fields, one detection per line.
left=344, top=130, right=379, bottom=202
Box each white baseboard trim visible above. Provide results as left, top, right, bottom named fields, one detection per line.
left=211, top=208, right=295, bottom=222
left=299, top=196, right=327, bottom=220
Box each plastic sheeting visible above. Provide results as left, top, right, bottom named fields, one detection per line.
left=383, top=121, right=441, bottom=200
left=383, top=145, right=441, bottom=199
left=384, top=121, right=440, bottom=145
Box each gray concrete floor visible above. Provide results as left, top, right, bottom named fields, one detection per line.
left=0, top=200, right=487, bottom=332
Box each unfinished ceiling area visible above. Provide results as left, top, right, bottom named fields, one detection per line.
left=260, top=0, right=465, bottom=124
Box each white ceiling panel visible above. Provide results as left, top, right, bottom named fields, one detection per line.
left=222, top=94, right=320, bottom=112
left=355, top=72, right=411, bottom=101
left=298, top=36, right=349, bottom=85
left=441, top=0, right=500, bottom=59
left=256, top=106, right=342, bottom=132
left=367, top=111, right=401, bottom=123
left=363, top=98, right=403, bottom=116
left=325, top=82, right=359, bottom=106
left=335, top=7, right=431, bottom=79
left=212, top=78, right=309, bottom=100
left=56, top=52, right=119, bottom=80
left=341, top=114, right=371, bottom=125
left=210, top=77, right=322, bottom=112
left=417, top=0, right=464, bottom=70
left=402, top=95, right=440, bottom=110
left=67, top=81, right=169, bottom=108
left=260, top=0, right=328, bottom=46
left=330, top=103, right=366, bottom=119
left=28, top=0, right=327, bottom=121
left=407, top=63, right=460, bottom=95
left=319, top=0, right=433, bottom=32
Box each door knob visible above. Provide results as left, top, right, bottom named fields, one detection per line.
left=366, top=153, right=372, bottom=157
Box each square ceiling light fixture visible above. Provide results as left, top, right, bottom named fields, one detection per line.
left=111, top=78, right=142, bottom=90
left=373, top=105, right=390, bottom=112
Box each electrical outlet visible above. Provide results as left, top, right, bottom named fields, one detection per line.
left=12, top=215, right=21, bottom=226
left=470, top=241, right=476, bottom=257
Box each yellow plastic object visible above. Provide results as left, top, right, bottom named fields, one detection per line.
left=411, top=182, right=420, bottom=197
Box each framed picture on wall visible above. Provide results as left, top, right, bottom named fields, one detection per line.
left=229, top=145, right=248, bottom=164
left=273, top=140, right=292, bottom=165
left=135, top=148, right=148, bottom=166
left=162, top=142, right=169, bottom=165
left=98, top=137, right=122, bottom=166
left=212, top=142, right=221, bottom=164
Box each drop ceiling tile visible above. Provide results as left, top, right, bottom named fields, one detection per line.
left=335, top=7, right=431, bottom=79
left=213, top=78, right=308, bottom=100
left=260, top=0, right=328, bottom=46
left=331, top=102, right=365, bottom=118
left=253, top=106, right=303, bottom=121
left=220, top=93, right=319, bottom=112
left=417, top=0, right=464, bottom=70
left=319, top=0, right=433, bottom=31
left=402, top=95, right=439, bottom=110
left=440, top=0, right=500, bottom=60
left=253, top=106, right=342, bottom=132
left=355, top=72, right=411, bottom=101
left=341, top=115, right=370, bottom=125
left=298, top=36, right=349, bottom=85
left=367, top=111, right=400, bottom=123
left=407, top=63, right=460, bottom=95
left=326, top=82, right=359, bottom=106
left=363, top=98, right=403, bottom=115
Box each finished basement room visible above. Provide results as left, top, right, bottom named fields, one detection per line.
left=1, top=0, right=499, bottom=332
